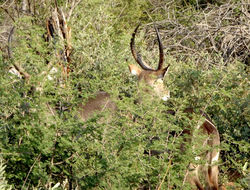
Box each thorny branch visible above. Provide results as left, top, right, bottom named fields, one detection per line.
left=8, top=26, right=31, bottom=81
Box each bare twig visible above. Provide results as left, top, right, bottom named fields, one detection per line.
left=1, top=7, right=15, bottom=22
left=22, top=153, right=41, bottom=190
left=7, top=26, right=31, bottom=80
left=67, top=0, right=81, bottom=21
left=157, top=158, right=172, bottom=190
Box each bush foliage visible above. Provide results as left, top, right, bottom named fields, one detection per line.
left=0, top=0, right=248, bottom=189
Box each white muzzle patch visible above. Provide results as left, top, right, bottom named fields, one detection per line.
left=212, top=152, right=219, bottom=164
left=131, top=69, right=138, bottom=76
left=195, top=156, right=201, bottom=161
left=162, top=92, right=170, bottom=101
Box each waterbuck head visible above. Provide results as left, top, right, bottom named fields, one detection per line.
left=129, top=24, right=170, bottom=101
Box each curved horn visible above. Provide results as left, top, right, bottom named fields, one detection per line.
left=154, top=25, right=164, bottom=70
left=130, top=24, right=154, bottom=71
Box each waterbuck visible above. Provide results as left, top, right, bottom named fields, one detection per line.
left=80, top=24, right=220, bottom=190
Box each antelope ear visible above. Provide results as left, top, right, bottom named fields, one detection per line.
left=158, top=64, right=170, bottom=79
left=129, top=64, right=142, bottom=76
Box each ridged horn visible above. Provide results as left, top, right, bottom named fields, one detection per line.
left=154, top=25, right=164, bottom=70
left=130, top=24, right=154, bottom=71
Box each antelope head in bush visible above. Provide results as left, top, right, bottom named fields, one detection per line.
left=129, top=24, right=170, bottom=102
left=129, top=24, right=220, bottom=190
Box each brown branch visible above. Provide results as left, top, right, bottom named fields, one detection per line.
left=15, top=0, right=20, bottom=18
left=52, top=153, right=75, bottom=166
left=54, top=0, right=58, bottom=11
left=1, top=7, right=15, bottom=22
left=22, top=153, right=41, bottom=190
left=12, top=62, right=31, bottom=80
left=8, top=26, right=31, bottom=81
left=157, top=158, right=172, bottom=190
left=67, top=0, right=81, bottom=21
left=33, top=0, right=36, bottom=16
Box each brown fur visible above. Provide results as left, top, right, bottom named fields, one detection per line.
left=181, top=109, right=220, bottom=190
left=78, top=91, right=116, bottom=121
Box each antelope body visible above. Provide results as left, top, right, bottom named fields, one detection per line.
left=79, top=24, right=220, bottom=190
left=79, top=91, right=116, bottom=122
